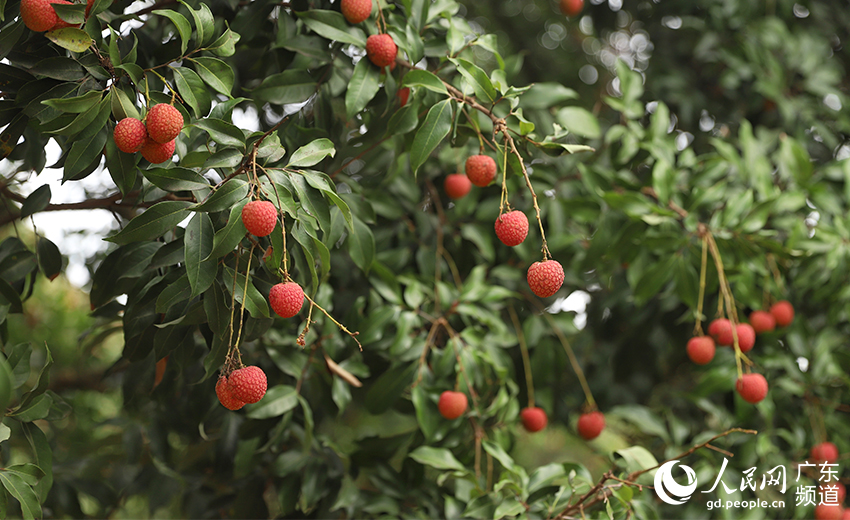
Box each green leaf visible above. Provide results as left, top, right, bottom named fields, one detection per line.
left=172, top=65, right=211, bottom=118
left=110, top=85, right=141, bottom=120
left=410, top=99, right=453, bottom=173
left=19, top=185, right=51, bottom=219
left=194, top=118, right=245, bottom=148
left=364, top=362, right=416, bottom=414
left=44, top=28, right=92, bottom=53
left=0, top=353, right=13, bottom=418
left=63, top=127, right=107, bottom=180
left=348, top=216, right=375, bottom=273
left=156, top=275, right=191, bottom=313
left=13, top=393, right=52, bottom=422
left=401, top=69, right=448, bottom=95
left=143, top=167, right=209, bottom=192
left=222, top=265, right=270, bottom=318
left=52, top=3, right=85, bottom=23
left=482, top=440, right=519, bottom=474
left=207, top=199, right=248, bottom=260
left=297, top=10, right=367, bottom=46
left=181, top=0, right=215, bottom=46
left=245, top=385, right=298, bottom=419
left=493, top=501, right=524, bottom=519
left=345, top=58, right=380, bottom=120
left=411, top=385, right=438, bottom=441
left=0, top=278, right=22, bottom=313
left=154, top=9, right=191, bottom=54
left=3, top=465, right=44, bottom=487
left=184, top=213, right=217, bottom=296
left=556, top=106, right=601, bottom=139
left=288, top=138, right=336, bottom=168
left=449, top=58, right=497, bottom=103
left=532, top=141, right=595, bottom=156
left=203, top=148, right=243, bottom=169
left=0, top=472, right=40, bottom=520
left=106, top=201, right=193, bottom=245
left=193, top=179, right=248, bottom=213
left=191, top=57, right=235, bottom=97
left=520, top=82, right=579, bottom=109
left=632, top=255, right=676, bottom=304
left=387, top=102, right=420, bottom=136
left=208, top=27, right=240, bottom=57
left=614, top=446, right=658, bottom=474
left=36, top=237, right=62, bottom=280
left=41, top=90, right=101, bottom=113
left=252, top=70, right=316, bottom=106
left=289, top=174, right=330, bottom=232
left=203, top=282, right=230, bottom=336
left=104, top=135, right=138, bottom=196
left=409, top=446, right=466, bottom=472
left=21, top=423, right=52, bottom=501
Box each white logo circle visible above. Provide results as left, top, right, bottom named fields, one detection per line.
left=654, top=460, right=698, bottom=505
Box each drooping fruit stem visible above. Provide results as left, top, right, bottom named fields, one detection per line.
left=694, top=234, right=708, bottom=336
left=498, top=142, right=510, bottom=215
left=508, top=305, right=535, bottom=408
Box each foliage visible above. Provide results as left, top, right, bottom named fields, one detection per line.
left=0, top=0, right=848, bottom=518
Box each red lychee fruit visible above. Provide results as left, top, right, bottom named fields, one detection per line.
left=527, top=260, right=565, bottom=298
left=494, top=210, right=529, bottom=247
left=814, top=505, right=845, bottom=520
left=140, top=137, right=176, bottom=164
left=365, top=34, right=397, bottom=69
left=465, top=154, right=497, bottom=187
left=85, top=0, right=95, bottom=17
left=241, top=200, right=278, bottom=237
left=559, top=0, right=583, bottom=17
left=749, top=310, right=776, bottom=334
left=444, top=173, right=471, bottom=200
left=842, top=509, right=850, bottom=520
left=21, top=0, right=71, bottom=32
left=735, top=373, right=768, bottom=404
left=340, top=0, right=371, bottom=24
left=269, top=282, right=305, bottom=318
left=145, top=103, right=183, bottom=144
left=735, top=323, right=756, bottom=353
left=811, top=442, right=840, bottom=463
left=770, top=300, right=794, bottom=327
left=686, top=336, right=715, bottom=365
left=819, top=482, right=846, bottom=504
left=708, top=318, right=734, bottom=346
left=113, top=117, right=147, bottom=153
left=228, top=366, right=267, bottom=404
left=397, top=87, right=410, bottom=107
left=438, top=390, right=468, bottom=419
left=216, top=375, right=246, bottom=410
left=577, top=411, right=605, bottom=440
left=520, top=407, right=548, bottom=433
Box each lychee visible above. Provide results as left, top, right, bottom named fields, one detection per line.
left=770, top=300, right=794, bottom=327
left=819, top=482, right=846, bottom=504
left=527, top=260, right=564, bottom=298
left=735, top=373, right=768, bottom=404
left=559, top=0, right=583, bottom=16
left=397, top=87, right=410, bottom=107
left=216, top=375, right=246, bottom=410
left=577, top=411, right=605, bottom=440
left=444, top=174, right=471, bottom=200
left=749, top=310, right=776, bottom=334
left=708, top=318, right=734, bottom=346
left=735, top=323, right=756, bottom=353
left=145, top=103, right=183, bottom=144
left=365, top=34, right=397, bottom=69
left=465, top=155, right=496, bottom=187
left=21, top=0, right=71, bottom=32
left=814, top=505, right=845, bottom=520
left=140, top=137, right=176, bottom=164
left=495, top=211, right=529, bottom=247
left=340, top=0, right=372, bottom=24
left=269, top=282, right=304, bottom=318
left=520, top=407, right=548, bottom=433
left=228, top=365, right=267, bottom=404
left=811, top=442, right=840, bottom=463
left=686, top=336, right=715, bottom=365
left=438, top=390, right=467, bottom=420
left=241, top=200, right=278, bottom=237
left=113, top=118, right=147, bottom=153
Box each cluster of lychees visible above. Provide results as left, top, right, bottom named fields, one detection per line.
left=215, top=366, right=268, bottom=410
left=809, top=442, right=849, bottom=520
left=686, top=300, right=794, bottom=404
left=113, top=104, right=183, bottom=164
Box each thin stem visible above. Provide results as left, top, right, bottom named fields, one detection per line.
left=694, top=235, right=708, bottom=336
left=508, top=305, right=534, bottom=408
left=302, top=292, right=363, bottom=351
left=232, top=242, right=255, bottom=355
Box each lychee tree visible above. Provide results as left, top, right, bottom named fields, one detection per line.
left=0, top=0, right=849, bottom=519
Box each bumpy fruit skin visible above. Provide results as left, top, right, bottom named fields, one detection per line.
left=559, top=0, right=583, bottom=16
left=495, top=211, right=529, bottom=247
left=749, top=310, right=776, bottom=334
left=770, top=300, right=794, bottom=327
left=527, top=260, right=565, bottom=298
left=216, top=376, right=246, bottom=410
left=340, top=0, right=371, bottom=24
left=735, top=323, right=756, bottom=353
left=113, top=118, right=147, bottom=153
left=269, top=282, right=305, bottom=318
left=397, top=87, right=410, bottom=107
left=811, top=442, right=839, bottom=463
left=735, top=373, right=768, bottom=404
left=438, top=391, right=468, bottom=420
left=241, top=200, right=278, bottom=237
left=145, top=103, right=183, bottom=143
left=444, top=174, right=471, bottom=199
left=708, top=318, right=734, bottom=346
left=520, top=407, right=548, bottom=433
left=228, top=366, right=267, bottom=404
left=465, top=155, right=497, bottom=187
left=365, top=34, right=397, bottom=68
left=577, top=411, right=605, bottom=440
left=814, top=505, right=845, bottom=520
left=140, top=138, right=176, bottom=164
left=21, top=0, right=70, bottom=32
left=686, top=336, right=715, bottom=365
